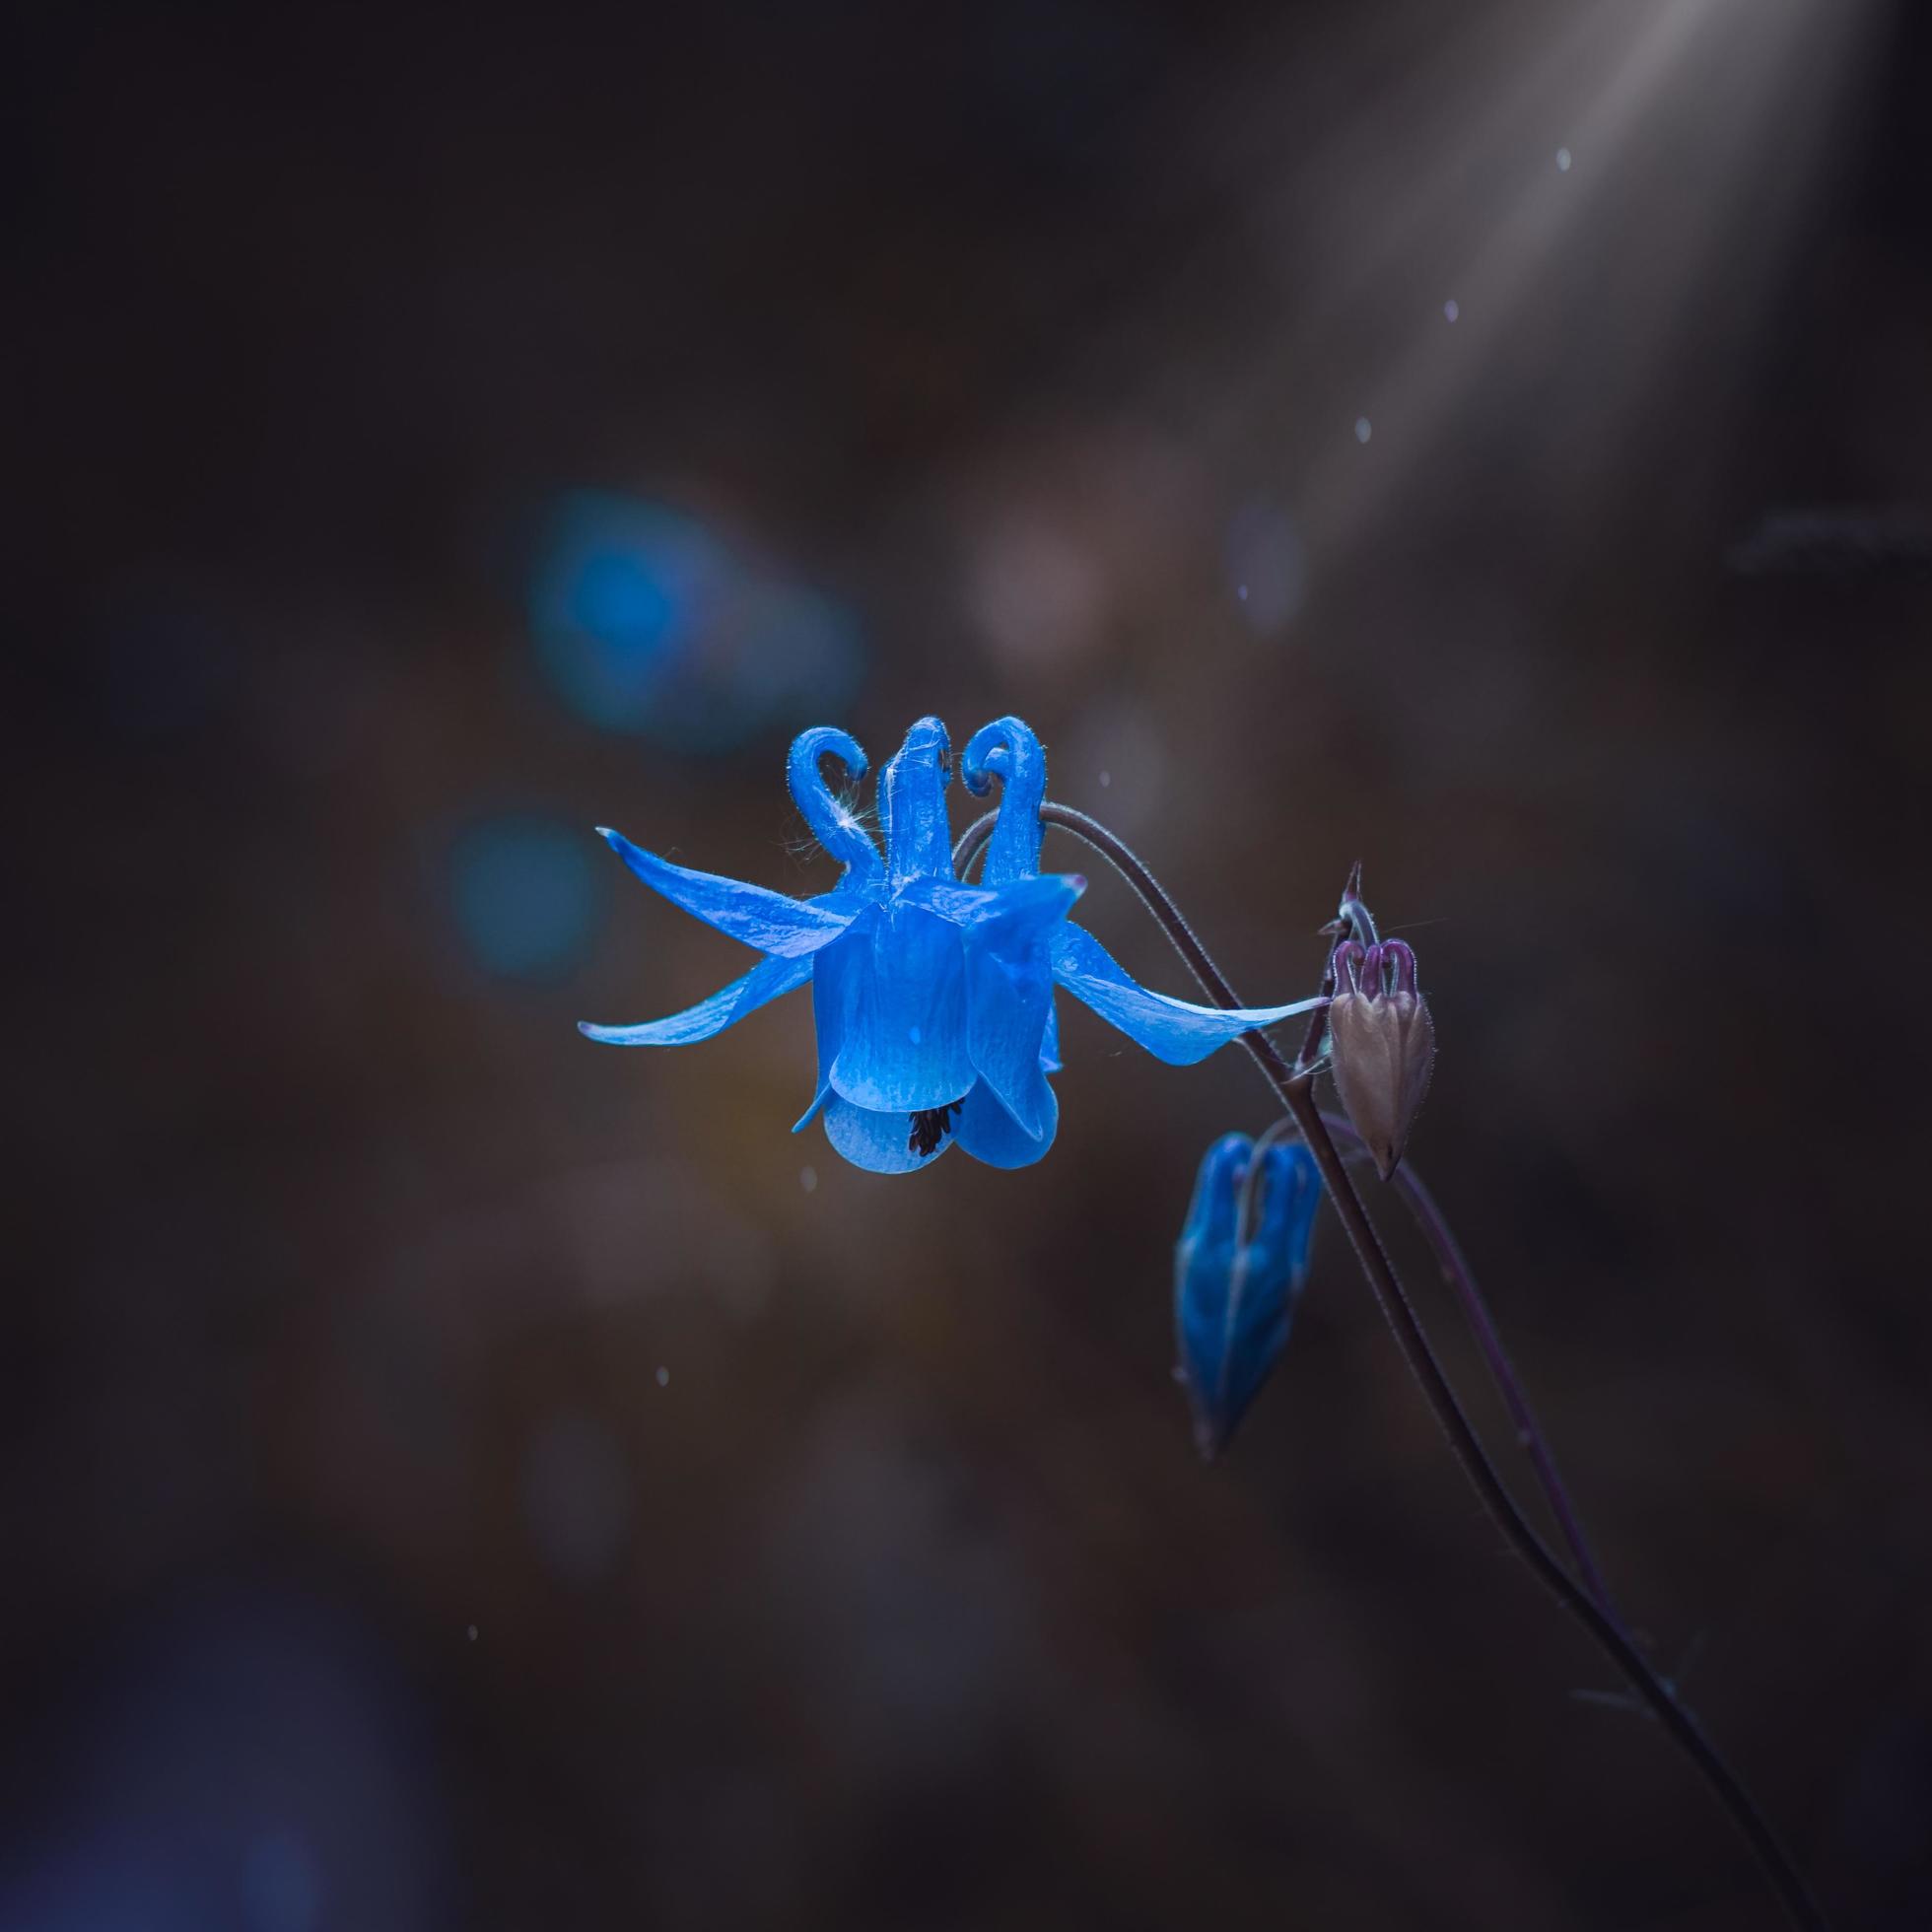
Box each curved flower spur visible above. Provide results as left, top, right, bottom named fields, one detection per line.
left=580, top=716, right=1319, bottom=1172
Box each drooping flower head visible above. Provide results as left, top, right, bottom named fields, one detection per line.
left=580, top=717, right=1319, bottom=1173
left=1174, top=1133, right=1322, bottom=1458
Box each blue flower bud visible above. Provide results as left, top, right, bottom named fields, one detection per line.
left=1174, top=1133, right=1321, bottom=1459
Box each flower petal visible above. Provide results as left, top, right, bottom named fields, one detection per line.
left=879, top=716, right=955, bottom=883
left=579, top=952, right=811, bottom=1046
left=597, top=827, right=860, bottom=956
left=951, top=1072, right=1058, bottom=1170
left=1051, top=924, right=1320, bottom=1066
left=821, top=1095, right=950, bottom=1173
left=962, top=874, right=1083, bottom=1138
left=830, top=904, right=974, bottom=1111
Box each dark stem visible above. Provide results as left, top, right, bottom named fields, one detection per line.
left=1334, top=1114, right=1621, bottom=1621
left=951, top=803, right=1828, bottom=1932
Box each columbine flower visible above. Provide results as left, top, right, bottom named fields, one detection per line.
left=1325, top=937, right=1435, bottom=1180
left=580, top=715, right=1317, bottom=1173
left=1174, top=1133, right=1321, bottom=1458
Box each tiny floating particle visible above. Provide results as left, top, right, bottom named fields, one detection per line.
left=1354, top=417, right=1372, bottom=445
left=1555, top=147, right=1572, bottom=172
left=1444, top=298, right=1460, bottom=322
left=799, top=1164, right=818, bottom=1193
left=656, top=1366, right=670, bottom=1387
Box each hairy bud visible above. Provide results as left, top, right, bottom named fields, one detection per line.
left=1325, top=938, right=1434, bottom=1180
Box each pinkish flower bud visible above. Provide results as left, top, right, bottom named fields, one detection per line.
left=1325, top=938, right=1434, bottom=1180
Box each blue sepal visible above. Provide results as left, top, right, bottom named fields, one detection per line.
left=579, top=951, right=812, bottom=1045
left=597, top=828, right=861, bottom=957
left=1052, top=924, right=1320, bottom=1065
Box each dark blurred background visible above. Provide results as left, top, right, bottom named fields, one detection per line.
left=7, top=0, right=1931, bottom=1926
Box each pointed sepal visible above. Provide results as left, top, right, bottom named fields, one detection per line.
left=597, top=828, right=860, bottom=957
left=1051, top=924, right=1321, bottom=1065
left=579, top=952, right=812, bottom=1045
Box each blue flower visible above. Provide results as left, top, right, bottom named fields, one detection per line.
left=581, top=716, right=1317, bottom=1173
left=1174, top=1133, right=1321, bottom=1457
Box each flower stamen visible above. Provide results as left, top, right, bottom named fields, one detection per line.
left=907, top=1102, right=963, bottom=1157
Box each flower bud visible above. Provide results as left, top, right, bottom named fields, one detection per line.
left=1325, top=938, right=1434, bottom=1181
left=1174, top=1133, right=1321, bottom=1459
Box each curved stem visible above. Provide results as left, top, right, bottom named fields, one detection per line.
left=954, top=802, right=1828, bottom=1932
left=950, top=814, right=996, bottom=879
